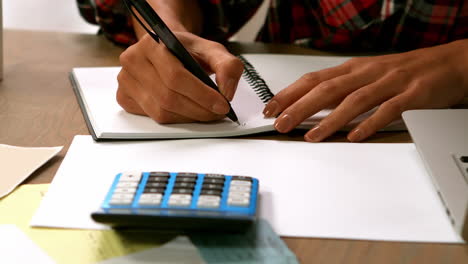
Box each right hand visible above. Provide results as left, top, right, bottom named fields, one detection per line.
left=116, top=32, right=244, bottom=123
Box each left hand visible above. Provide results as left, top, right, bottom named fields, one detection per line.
left=263, top=39, right=468, bottom=142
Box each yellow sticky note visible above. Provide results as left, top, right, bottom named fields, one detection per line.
left=0, top=184, right=175, bottom=264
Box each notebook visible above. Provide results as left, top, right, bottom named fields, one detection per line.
left=402, top=109, right=468, bottom=241
left=70, top=54, right=405, bottom=140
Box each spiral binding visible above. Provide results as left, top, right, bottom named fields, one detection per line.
left=238, top=55, right=274, bottom=104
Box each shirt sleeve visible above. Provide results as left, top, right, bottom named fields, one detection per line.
left=76, top=0, right=137, bottom=46
left=199, top=0, right=264, bottom=41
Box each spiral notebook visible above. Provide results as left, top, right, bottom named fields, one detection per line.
left=70, top=54, right=404, bottom=140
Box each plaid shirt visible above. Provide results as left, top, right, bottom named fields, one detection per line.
left=78, top=0, right=468, bottom=51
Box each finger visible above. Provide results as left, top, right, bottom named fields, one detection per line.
left=188, top=39, right=244, bottom=101
left=122, top=43, right=224, bottom=121
left=304, top=77, right=402, bottom=142
left=150, top=88, right=226, bottom=122
left=141, top=35, right=231, bottom=116
left=263, top=64, right=351, bottom=118
left=273, top=70, right=377, bottom=134
left=347, top=91, right=415, bottom=142
left=116, top=69, right=146, bottom=116
left=116, top=88, right=146, bottom=116
left=118, top=70, right=195, bottom=123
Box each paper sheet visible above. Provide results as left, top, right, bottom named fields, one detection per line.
left=98, top=237, right=205, bottom=264
left=0, top=144, right=62, bottom=198
left=2, top=184, right=298, bottom=264
left=0, top=225, right=55, bottom=264
left=31, top=136, right=462, bottom=243
left=0, top=184, right=168, bottom=264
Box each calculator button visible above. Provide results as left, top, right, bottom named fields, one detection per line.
left=231, top=176, right=252, bottom=182
left=138, top=194, right=163, bottom=205
left=168, top=194, right=192, bottom=206
left=145, top=182, right=167, bottom=188
left=204, top=173, right=225, bottom=179
left=227, top=197, right=250, bottom=207
left=173, top=182, right=196, bottom=189
left=200, top=190, right=222, bottom=196
left=198, top=195, right=221, bottom=202
left=115, top=182, right=139, bottom=188
left=109, top=198, right=133, bottom=205
left=113, top=187, right=137, bottom=194
left=147, top=176, right=169, bottom=183
left=119, top=172, right=142, bottom=182
left=461, top=156, right=468, bottom=163
left=228, top=192, right=250, bottom=200
left=143, top=188, right=166, bottom=194
left=201, top=183, right=224, bottom=191
left=168, top=200, right=191, bottom=206
left=230, top=180, right=252, bottom=187
left=138, top=200, right=162, bottom=206
left=169, top=194, right=192, bottom=200
left=197, top=199, right=221, bottom=208
left=175, top=177, right=197, bottom=183
left=172, top=188, right=194, bottom=194
left=111, top=193, right=134, bottom=200
left=149, top=171, right=170, bottom=177
left=229, top=185, right=251, bottom=192
left=203, top=178, right=224, bottom=185
left=176, top=172, right=198, bottom=178
left=139, top=193, right=163, bottom=200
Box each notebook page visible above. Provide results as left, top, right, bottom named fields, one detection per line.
left=72, top=67, right=274, bottom=139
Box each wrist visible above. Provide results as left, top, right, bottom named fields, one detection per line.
left=453, top=39, right=468, bottom=97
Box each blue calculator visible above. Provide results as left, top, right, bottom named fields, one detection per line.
left=91, top=171, right=259, bottom=232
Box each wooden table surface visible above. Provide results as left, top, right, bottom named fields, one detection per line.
left=1, top=29, right=466, bottom=263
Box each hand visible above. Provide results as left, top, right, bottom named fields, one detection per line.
left=263, top=39, right=468, bottom=142
left=116, top=32, right=244, bottom=123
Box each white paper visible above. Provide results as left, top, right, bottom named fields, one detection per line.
left=31, top=136, right=461, bottom=243
left=0, top=144, right=62, bottom=198
left=0, top=225, right=55, bottom=264
left=98, top=236, right=205, bottom=264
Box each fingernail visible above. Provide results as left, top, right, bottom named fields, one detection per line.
left=263, top=100, right=279, bottom=117
left=224, top=78, right=237, bottom=101
left=305, top=125, right=323, bottom=142
left=274, top=114, right=293, bottom=133
left=212, top=101, right=228, bottom=114
left=348, top=128, right=364, bottom=142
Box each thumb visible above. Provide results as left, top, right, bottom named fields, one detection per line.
left=177, top=32, right=244, bottom=101
left=191, top=41, right=244, bottom=101
left=212, top=53, right=244, bottom=101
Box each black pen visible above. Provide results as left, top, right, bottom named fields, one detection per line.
left=123, top=0, right=240, bottom=125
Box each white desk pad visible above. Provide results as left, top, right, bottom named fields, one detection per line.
left=31, top=135, right=461, bottom=243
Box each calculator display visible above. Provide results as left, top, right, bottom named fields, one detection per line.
left=92, top=172, right=259, bottom=232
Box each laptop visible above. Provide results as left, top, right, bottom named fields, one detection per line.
left=402, top=109, right=468, bottom=241
left=0, top=0, right=3, bottom=80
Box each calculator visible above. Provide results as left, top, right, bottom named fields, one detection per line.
left=91, top=171, right=259, bottom=232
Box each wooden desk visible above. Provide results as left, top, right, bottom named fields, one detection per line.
left=1, top=30, right=466, bottom=263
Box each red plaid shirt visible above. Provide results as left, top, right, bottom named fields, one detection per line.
left=78, top=0, right=468, bottom=51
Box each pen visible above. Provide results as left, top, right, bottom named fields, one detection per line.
left=123, top=0, right=240, bottom=125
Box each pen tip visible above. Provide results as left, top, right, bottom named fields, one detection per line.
left=236, top=121, right=241, bottom=126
